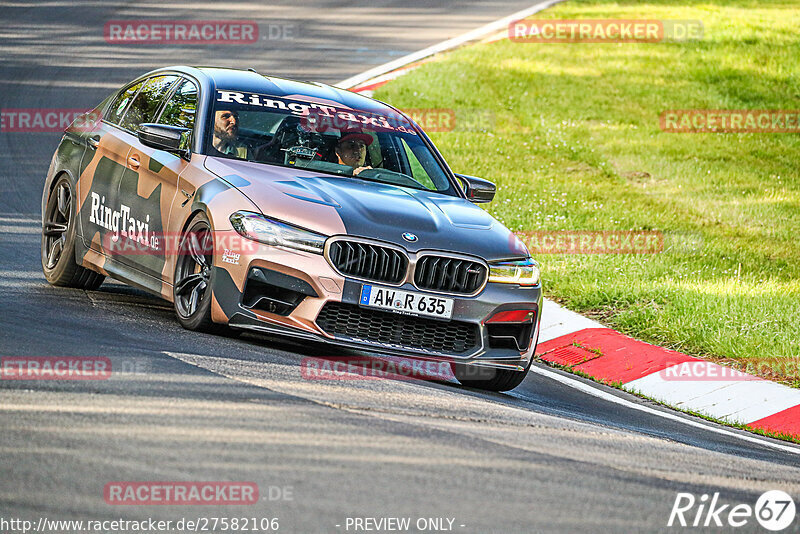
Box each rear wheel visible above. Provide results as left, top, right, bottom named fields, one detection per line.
left=41, top=175, right=104, bottom=289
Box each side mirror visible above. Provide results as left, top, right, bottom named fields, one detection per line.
left=138, top=123, right=191, bottom=160
left=455, top=173, right=496, bottom=203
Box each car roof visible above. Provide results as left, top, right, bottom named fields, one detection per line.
left=141, top=65, right=399, bottom=116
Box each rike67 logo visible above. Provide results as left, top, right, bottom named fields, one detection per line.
left=668, top=490, right=796, bottom=531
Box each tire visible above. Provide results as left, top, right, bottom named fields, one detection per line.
left=41, top=175, right=105, bottom=290
left=173, top=212, right=219, bottom=332
left=452, top=357, right=533, bottom=392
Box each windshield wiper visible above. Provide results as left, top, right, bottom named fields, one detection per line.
left=354, top=169, right=426, bottom=190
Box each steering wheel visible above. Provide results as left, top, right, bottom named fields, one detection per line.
left=255, top=116, right=305, bottom=163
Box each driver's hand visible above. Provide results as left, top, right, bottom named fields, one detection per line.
left=353, top=166, right=373, bottom=176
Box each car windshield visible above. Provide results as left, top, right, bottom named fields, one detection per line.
left=207, top=90, right=455, bottom=193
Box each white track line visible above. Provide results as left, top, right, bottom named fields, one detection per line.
left=0, top=270, right=44, bottom=278
left=0, top=225, right=40, bottom=234
left=530, top=365, right=800, bottom=456
left=336, top=0, right=564, bottom=89
left=627, top=370, right=800, bottom=425
left=0, top=216, right=38, bottom=224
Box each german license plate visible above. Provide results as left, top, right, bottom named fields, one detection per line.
left=359, top=284, right=453, bottom=320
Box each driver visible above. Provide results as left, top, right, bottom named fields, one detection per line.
left=209, top=109, right=247, bottom=158
left=334, top=129, right=374, bottom=176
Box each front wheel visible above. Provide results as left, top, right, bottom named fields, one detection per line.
left=41, top=175, right=104, bottom=289
left=173, top=213, right=217, bottom=332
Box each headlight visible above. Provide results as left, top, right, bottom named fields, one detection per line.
left=230, top=211, right=326, bottom=254
left=488, top=258, right=540, bottom=286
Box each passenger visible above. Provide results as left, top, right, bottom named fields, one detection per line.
left=334, top=129, right=373, bottom=176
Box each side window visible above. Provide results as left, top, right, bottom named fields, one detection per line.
left=365, top=133, right=382, bottom=168
left=119, top=75, right=179, bottom=132
left=157, top=79, right=198, bottom=130
left=106, top=81, right=144, bottom=125
left=400, top=139, right=436, bottom=190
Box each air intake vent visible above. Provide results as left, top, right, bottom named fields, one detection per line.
left=414, top=256, right=487, bottom=294
left=241, top=267, right=317, bottom=316
left=316, top=302, right=479, bottom=355
left=328, top=240, right=407, bottom=284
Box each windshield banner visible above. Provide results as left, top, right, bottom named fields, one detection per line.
left=215, top=90, right=417, bottom=135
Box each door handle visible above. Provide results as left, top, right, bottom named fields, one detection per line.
left=127, top=156, right=140, bottom=169
left=87, top=136, right=100, bottom=149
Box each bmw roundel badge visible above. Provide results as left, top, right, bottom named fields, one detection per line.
left=402, top=232, right=418, bottom=242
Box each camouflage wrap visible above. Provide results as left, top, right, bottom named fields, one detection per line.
left=42, top=66, right=543, bottom=371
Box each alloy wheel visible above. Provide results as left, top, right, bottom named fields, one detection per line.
left=174, top=223, right=213, bottom=318
left=43, top=181, right=71, bottom=270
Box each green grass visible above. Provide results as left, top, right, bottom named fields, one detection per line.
left=375, top=0, right=800, bottom=384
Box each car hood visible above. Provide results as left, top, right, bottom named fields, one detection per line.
left=204, top=157, right=525, bottom=260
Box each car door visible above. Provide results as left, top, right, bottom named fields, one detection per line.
left=119, top=76, right=197, bottom=283
left=77, top=79, right=144, bottom=252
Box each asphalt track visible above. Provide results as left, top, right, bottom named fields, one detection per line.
left=1, top=2, right=799, bottom=533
